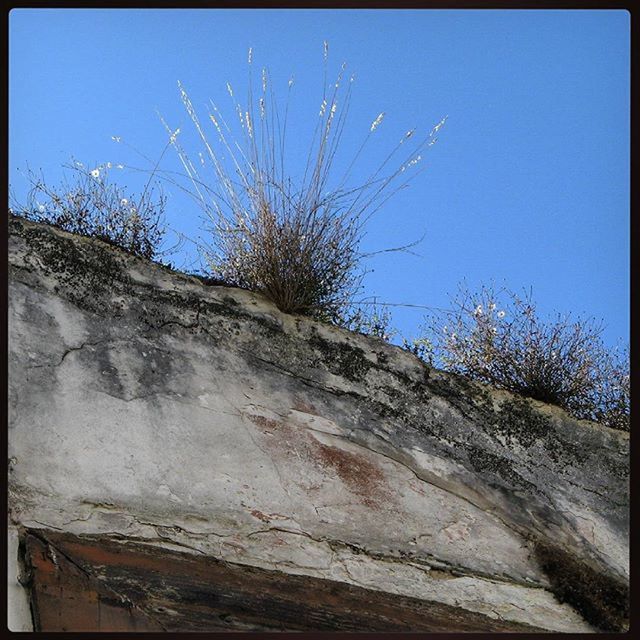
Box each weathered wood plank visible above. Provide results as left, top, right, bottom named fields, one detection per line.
left=25, top=530, right=544, bottom=632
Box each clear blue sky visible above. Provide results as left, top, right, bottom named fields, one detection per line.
left=9, top=8, right=630, bottom=347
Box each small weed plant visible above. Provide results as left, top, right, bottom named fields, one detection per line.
left=161, top=43, right=446, bottom=321
left=338, top=300, right=397, bottom=342
left=428, top=284, right=629, bottom=431
left=10, top=161, right=166, bottom=260
left=401, top=335, right=435, bottom=365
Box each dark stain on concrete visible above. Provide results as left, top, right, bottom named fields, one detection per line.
left=308, top=329, right=372, bottom=383
left=533, top=539, right=629, bottom=632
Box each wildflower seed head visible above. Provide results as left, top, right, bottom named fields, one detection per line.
left=111, top=136, right=121, bottom=143
left=120, top=198, right=128, bottom=206
left=430, top=115, right=448, bottom=137
left=248, top=47, right=253, bottom=64
left=90, top=168, right=100, bottom=179
left=262, top=68, right=267, bottom=92
left=497, top=310, right=506, bottom=318
left=288, top=76, right=294, bottom=88
left=401, top=129, right=415, bottom=143
left=323, top=40, right=329, bottom=61
left=474, top=304, right=483, bottom=316
left=226, top=82, right=234, bottom=98
left=401, top=155, right=422, bottom=172
left=370, top=112, right=385, bottom=132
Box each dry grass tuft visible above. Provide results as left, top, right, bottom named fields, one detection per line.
left=160, top=44, right=446, bottom=321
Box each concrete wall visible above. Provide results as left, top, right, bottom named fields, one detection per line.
left=8, top=216, right=629, bottom=631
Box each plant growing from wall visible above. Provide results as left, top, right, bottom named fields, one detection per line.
left=426, top=283, right=629, bottom=431
left=10, top=161, right=166, bottom=260
left=337, top=300, right=397, bottom=342
left=401, top=335, right=435, bottom=365
left=160, top=43, right=446, bottom=322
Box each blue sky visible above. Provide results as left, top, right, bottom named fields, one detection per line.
left=9, top=8, right=630, bottom=347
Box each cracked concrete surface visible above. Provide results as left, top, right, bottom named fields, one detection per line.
left=8, top=216, right=629, bottom=631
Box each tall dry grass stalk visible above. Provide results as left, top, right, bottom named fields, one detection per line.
left=160, top=43, right=446, bottom=320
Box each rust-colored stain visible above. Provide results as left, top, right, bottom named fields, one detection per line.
left=23, top=528, right=545, bottom=632
left=314, top=441, right=389, bottom=508
left=246, top=411, right=390, bottom=509
left=249, top=508, right=289, bottom=523
left=292, top=398, right=318, bottom=414
left=248, top=414, right=282, bottom=433
left=250, top=509, right=271, bottom=523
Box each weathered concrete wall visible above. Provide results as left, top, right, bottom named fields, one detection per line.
left=8, top=216, right=629, bottom=631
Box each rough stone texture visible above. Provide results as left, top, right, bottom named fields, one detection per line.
left=8, top=216, right=629, bottom=632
